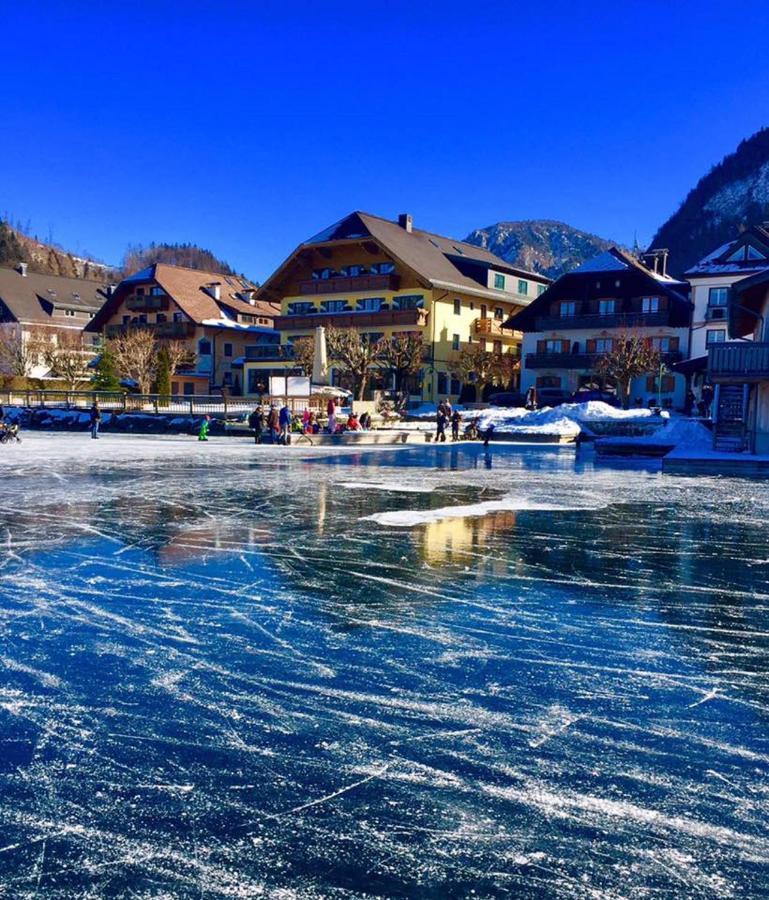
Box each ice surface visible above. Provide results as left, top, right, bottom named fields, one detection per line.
left=0, top=433, right=768, bottom=897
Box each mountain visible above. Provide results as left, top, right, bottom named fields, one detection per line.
left=464, top=220, right=617, bottom=279
left=651, top=127, right=769, bottom=276
left=121, top=242, right=241, bottom=278
left=0, top=220, right=113, bottom=280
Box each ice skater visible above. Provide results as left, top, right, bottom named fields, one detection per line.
left=248, top=406, right=264, bottom=444
left=198, top=414, right=211, bottom=441
left=435, top=405, right=448, bottom=442
left=89, top=401, right=102, bottom=439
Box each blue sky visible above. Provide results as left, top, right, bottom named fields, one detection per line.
left=2, top=0, right=769, bottom=280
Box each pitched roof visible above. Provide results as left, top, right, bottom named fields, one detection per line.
left=259, top=211, right=550, bottom=304
left=88, top=263, right=279, bottom=332
left=506, top=246, right=692, bottom=331
left=685, top=224, right=769, bottom=277
left=0, top=265, right=108, bottom=326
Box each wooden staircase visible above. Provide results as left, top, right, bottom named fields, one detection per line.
left=714, top=384, right=749, bottom=452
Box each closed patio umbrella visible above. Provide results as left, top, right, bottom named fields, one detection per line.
left=312, top=325, right=329, bottom=386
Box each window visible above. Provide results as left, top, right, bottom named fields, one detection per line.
left=150, top=286, right=164, bottom=296
left=450, top=377, right=461, bottom=394
left=437, top=372, right=448, bottom=394
left=287, top=301, right=316, bottom=315
left=171, top=382, right=179, bottom=395
left=494, top=273, right=506, bottom=290
left=708, top=287, right=729, bottom=307
left=136, top=287, right=145, bottom=296
left=173, top=312, right=184, bottom=322
left=198, top=339, right=212, bottom=355
left=545, top=340, right=564, bottom=353
left=560, top=301, right=576, bottom=318
left=346, top=265, right=363, bottom=277
left=655, top=337, right=671, bottom=352
left=374, top=262, right=395, bottom=275
left=494, top=307, right=504, bottom=320
left=646, top=374, right=676, bottom=393
left=537, top=284, right=547, bottom=296
left=453, top=298, right=461, bottom=315
left=138, top=314, right=147, bottom=324
left=320, top=300, right=349, bottom=313
left=357, top=297, right=384, bottom=312
left=156, top=313, right=167, bottom=323
left=595, top=338, right=613, bottom=353
left=598, top=299, right=616, bottom=315
left=480, top=304, right=488, bottom=319
left=223, top=372, right=233, bottom=386
left=122, top=315, right=131, bottom=325
left=537, top=375, right=561, bottom=388
left=183, top=382, right=195, bottom=396
left=747, top=244, right=766, bottom=260
left=641, top=296, right=660, bottom=313
left=493, top=340, right=502, bottom=354
left=706, top=329, right=726, bottom=345
left=224, top=342, right=233, bottom=357
left=452, top=334, right=460, bottom=351
left=393, top=294, right=424, bottom=310
left=518, top=279, right=528, bottom=295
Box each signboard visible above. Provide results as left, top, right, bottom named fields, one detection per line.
left=287, top=376, right=311, bottom=397
left=269, top=376, right=286, bottom=397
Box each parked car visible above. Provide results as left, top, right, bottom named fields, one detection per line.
left=570, top=389, right=621, bottom=407
left=535, top=388, right=571, bottom=407
left=487, top=391, right=525, bottom=408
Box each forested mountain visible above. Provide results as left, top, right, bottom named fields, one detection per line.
left=651, top=127, right=769, bottom=275
left=121, top=242, right=239, bottom=277
left=0, top=220, right=112, bottom=280
left=464, top=220, right=616, bottom=279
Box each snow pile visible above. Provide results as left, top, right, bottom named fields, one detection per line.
left=473, top=401, right=667, bottom=436
left=599, top=418, right=712, bottom=450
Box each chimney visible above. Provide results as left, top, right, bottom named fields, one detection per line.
left=17, top=262, right=28, bottom=277
left=641, top=248, right=669, bottom=277
left=240, top=288, right=256, bottom=305
left=106, top=283, right=117, bottom=296
left=398, top=213, right=413, bottom=233
left=205, top=282, right=221, bottom=301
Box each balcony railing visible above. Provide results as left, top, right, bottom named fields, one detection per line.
left=106, top=321, right=196, bottom=339
left=709, top=341, right=769, bottom=378
left=474, top=317, right=515, bottom=336
left=526, top=351, right=682, bottom=370
left=298, top=273, right=400, bottom=295
left=125, top=294, right=169, bottom=312
left=534, top=311, right=670, bottom=330
left=274, top=308, right=428, bottom=330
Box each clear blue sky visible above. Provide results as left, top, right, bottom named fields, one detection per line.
left=3, top=0, right=769, bottom=280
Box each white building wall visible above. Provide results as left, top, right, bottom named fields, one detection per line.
left=688, top=275, right=742, bottom=359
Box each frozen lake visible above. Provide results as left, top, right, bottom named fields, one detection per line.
left=1, top=433, right=768, bottom=898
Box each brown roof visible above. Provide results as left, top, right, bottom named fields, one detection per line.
left=88, top=263, right=279, bottom=331
left=258, top=211, right=550, bottom=303
left=0, top=265, right=108, bottom=326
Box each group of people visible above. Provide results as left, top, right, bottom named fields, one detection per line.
left=684, top=384, right=714, bottom=418
left=435, top=399, right=463, bottom=442
left=247, top=397, right=374, bottom=444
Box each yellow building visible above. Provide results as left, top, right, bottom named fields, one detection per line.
left=245, top=212, right=550, bottom=402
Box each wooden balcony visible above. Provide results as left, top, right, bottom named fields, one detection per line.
left=474, top=317, right=514, bottom=336
left=125, top=294, right=169, bottom=312
left=709, top=342, right=769, bottom=380
left=274, top=308, right=428, bottom=330
left=105, top=321, right=196, bottom=339
left=534, top=311, right=670, bottom=330
left=245, top=344, right=288, bottom=361
left=298, top=273, right=400, bottom=295
left=526, top=351, right=682, bottom=370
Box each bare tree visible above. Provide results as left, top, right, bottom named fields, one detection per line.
left=594, top=331, right=662, bottom=409
left=377, top=333, right=424, bottom=408
left=44, top=330, right=94, bottom=390
left=289, top=337, right=315, bottom=377
left=448, top=345, right=515, bottom=401
left=0, top=326, right=48, bottom=379
left=326, top=327, right=380, bottom=400
left=164, top=339, right=195, bottom=378
left=108, top=329, right=158, bottom=394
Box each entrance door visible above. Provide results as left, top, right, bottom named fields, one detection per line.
left=714, top=383, right=750, bottom=451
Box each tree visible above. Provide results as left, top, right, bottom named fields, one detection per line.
left=326, top=327, right=380, bottom=400
left=155, top=345, right=172, bottom=395
left=377, top=333, right=424, bottom=407
left=594, top=331, right=662, bottom=409
left=44, top=331, right=93, bottom=391
left=0, top=326, right=47, bottom=380
left=108, top=329, right=158, bottom=394
left=164, top=339, right=195, bottom=380
left=91, top=344, right=121, bottom=391
left=290, top=337, right=315, bottom=377
left=448, top=345, right=515, bottom=401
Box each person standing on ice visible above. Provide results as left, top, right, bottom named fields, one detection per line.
left=248, top=406, right=264, bottom=444
left=198, top=415, right=211, bottom=441
left=435, top=406, right=448, bottom=442
left=278, top=404, right=291, bottom=444
left=525, top=386, right=538, bottom=410
left=89, top=401, right=102, bottom=439
left=451, top=409, right=462, bottom=441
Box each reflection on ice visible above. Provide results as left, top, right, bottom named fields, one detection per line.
left=0, top=433, right=768, bottom=897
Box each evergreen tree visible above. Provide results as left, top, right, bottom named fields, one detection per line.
left=155, top=345, right=171, bottom=396
left=91, top=344, right=121, bottom=391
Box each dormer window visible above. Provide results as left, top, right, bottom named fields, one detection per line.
left=494, top=273, right=506, bottom=290
left=726, top=244, right=766, bottom=262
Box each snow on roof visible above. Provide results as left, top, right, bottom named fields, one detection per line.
left=200, top=318, right=275, bottom=333
left=571, top=251, right=631, bottom=274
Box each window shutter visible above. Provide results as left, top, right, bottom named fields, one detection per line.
left=586, top=339, right=596, bottom=353
left=669, top=336, right=679, bottom=351
left=659, top=296, right=668, bottom=309
left=646, top=376, right=655, bottom=392
left=561, top=339, right=571, bottom=352
left=537, top=339, right=547, bottom=353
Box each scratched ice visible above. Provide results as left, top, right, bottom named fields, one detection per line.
left=1, top=433, right=768, bottom=898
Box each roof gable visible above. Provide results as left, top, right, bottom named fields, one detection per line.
left=0, top=265, right=107, bottom=326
